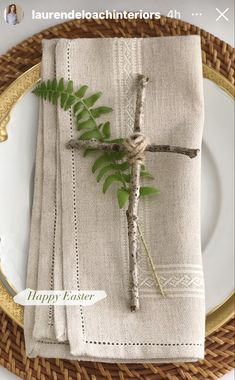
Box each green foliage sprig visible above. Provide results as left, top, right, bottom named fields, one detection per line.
left=33, top=79, right=159, bottom=208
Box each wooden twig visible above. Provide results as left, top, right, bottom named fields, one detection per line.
left=146, top=144, right=199, bottom=158
left=125, top=75, right=149, bottom=312
left=66, top=74, right=200, bottom=312
left=66, top=140, right=123, bottom=152
left=66, top=140, right=199, bottom=159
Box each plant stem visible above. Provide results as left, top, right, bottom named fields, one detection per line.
left=137, top=223, right=165, bottom=297
left=118, top=169, right=128, bottom=190
left=79, top=98, right=98, bottom=130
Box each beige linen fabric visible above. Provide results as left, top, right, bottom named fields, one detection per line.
left=24, top=36, right=205, bottom=362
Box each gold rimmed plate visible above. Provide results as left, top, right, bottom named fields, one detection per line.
left=0, top=63, right=234, bottom=333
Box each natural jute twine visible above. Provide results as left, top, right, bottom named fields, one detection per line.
left=124, top=133, right=149, bottom=164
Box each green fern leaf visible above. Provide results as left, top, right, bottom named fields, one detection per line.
left=46, top=80, right=52, bottom=101
left=92, top=153, right=112, bottom=173
left=139, top=187, right=160, bottom=196
left=91, top=107, right=113, bottom=118
left=52, top=92, right=59, bottom=105
left=92, top=152, right=126, bottom=174
left=52, top=78, right=57, bottom=90
left=64, top=95, right=76, bottom=110
left=116, top=161, right=129, bottom=171
left=123, top=174, right=131, bottom=183
left=66, top=80, right=73, bottom=93
left=75, top=85, right=88, bottom=98
left=46, top=79, right=51, bottom=90
left=96, top=161, right=129, bottom=182
left=117, top=188, right=130, bottom=208
left=102, top=122, right=111, bottom=139
left=106, top=151, right=126, bottom=161
left=73, top=102, right=83, bottom=114
left=60, top=93, right=68, bottom=108
left=77, top=119, right=96, bottom=130
left=33, top=82, right=46, bottom=98
left=84, top=92, right=102, bottom=107
left=76, top=109, right=90, bottom=122
left=41, top=81, right=47, bottom=93
left=96, top=164, right=113, bottom=182
left=58, top=78, right=64, bottom=91
left=103, top=173, right=123, bottom=193
left=79, top=129, right=102, bottom=141
left=140, top=170, right=155, bottom=179
left=83, top=148, right=97, bottom=157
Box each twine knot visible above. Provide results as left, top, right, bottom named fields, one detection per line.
left=123, top=133, right=148, bottom=164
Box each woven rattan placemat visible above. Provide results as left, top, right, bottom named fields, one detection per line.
left=0, top=17, right=234, bottom=92
left=0, top=310, right=234, bottom=380
left=0, top=17, right=234, bottom=379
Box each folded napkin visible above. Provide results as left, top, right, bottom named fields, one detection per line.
left=24, top=36, right=205, bottom=362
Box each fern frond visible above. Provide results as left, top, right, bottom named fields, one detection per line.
left=33, top=78, right=159, bottom=208
left=33, top=79, right=112, bottom=142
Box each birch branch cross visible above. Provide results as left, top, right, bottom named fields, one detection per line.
left=67, top=75, right=199, bottom=312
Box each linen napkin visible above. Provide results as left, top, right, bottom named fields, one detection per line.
left=24, top=36, right=205, bottom=362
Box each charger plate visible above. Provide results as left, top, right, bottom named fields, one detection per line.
left=0, top=17, right=234, bottom=380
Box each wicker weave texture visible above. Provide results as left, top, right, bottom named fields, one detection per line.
left=0, top=310, right=234, bottom=380
left=0, top=17, right=234, bottom=96
left=0, top=16, right=234, bottom=380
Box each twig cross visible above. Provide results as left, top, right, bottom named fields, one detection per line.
left=67, top=75, right=199, bottom=312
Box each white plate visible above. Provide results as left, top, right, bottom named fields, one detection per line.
left=0, top=78, right=234, bottom=314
